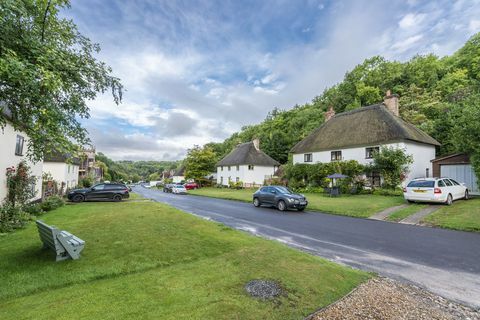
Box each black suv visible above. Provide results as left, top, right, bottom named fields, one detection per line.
left=253, top=186, right=308, bottom=211
left=68, top=183, right=130, bottom=202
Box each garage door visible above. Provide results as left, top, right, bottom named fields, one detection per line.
left=440, top=164, right=479, bottom=195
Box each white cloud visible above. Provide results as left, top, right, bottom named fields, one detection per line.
left=399, top=13, right=426, bottom=29
left=65, top=0, right=480, bottom=160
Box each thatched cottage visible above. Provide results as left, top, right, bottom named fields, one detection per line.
left=216, top=139, right=280, bottom=187
left=290, top=92, right=440, bottom=185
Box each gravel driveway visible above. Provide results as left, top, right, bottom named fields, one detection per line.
left=310, top=277, right=479, bottom=320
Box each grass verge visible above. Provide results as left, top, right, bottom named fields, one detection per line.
left=422, top=198, right=480, bottom=232
left=0, top=200, right=369, bottom=319
left=386, top=204, right=428, bottom=222
left=189, top=187, right=405, bottom=218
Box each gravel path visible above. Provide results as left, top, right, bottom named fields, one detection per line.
left=309, top=277, right=479, bottom=320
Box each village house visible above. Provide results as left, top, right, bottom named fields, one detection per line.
left=172, top=166, right=185, bottom=183
left=78, top=148, right=103, bottom=182
left=0, top=112, right=43, bottom=201
left=290, top=92, right=440, bottom=186
left=216, top=139, right=280, bottom=187
left=43, top=153, right=80, bottom=192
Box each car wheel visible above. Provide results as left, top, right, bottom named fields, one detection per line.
left=277, top=200, right=287, bottom=211
left=445, top=194, right=453, bottom=206
left=113, top=194, right=122, bottom=202
left=253, top=197, right=261, bottom=207
left=72, top=194, right=84, bottom=203
left=407, top=200, right=414, bottom=204
left=464, top=190, right=469, bottom=200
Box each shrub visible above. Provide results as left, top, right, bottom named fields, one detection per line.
left=40, top=195, right=65, bottom=212
left=79, top=176, right=94, bottom=188
left=0, top=203, right=29, bottom=233
left=5, top=161, right=37, bottom=207
left=229, top=180, right=243, bottom=189
left=369, top=146, right=413, bottom=189
left=23, top=203, right=44, bottom=216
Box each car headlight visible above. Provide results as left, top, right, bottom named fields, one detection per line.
left=287, top=198, right=294, bottom=202
left=294, top=199, right=300, bottom=204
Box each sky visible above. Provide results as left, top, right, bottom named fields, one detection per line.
left=62, top=0, right=480, bottom=161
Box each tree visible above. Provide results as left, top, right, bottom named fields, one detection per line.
left=0, top=0, right=123, bottom=161
left=184, top=146, right=217, bottom=184
left=370, top=147, right=413, bottom=189
left=148, top=172, right=160, bottom=181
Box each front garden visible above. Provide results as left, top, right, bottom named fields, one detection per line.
left=0, top=198, right=369, bottom=319
left=189, top=187, right=405, bottom=218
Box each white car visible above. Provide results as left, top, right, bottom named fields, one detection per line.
left=403, top=177, right=469, bottom=205
left=171, top=184, right=187, bottom=194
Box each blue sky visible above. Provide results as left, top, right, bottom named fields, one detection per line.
left=62, top=0, right=480, bottom=160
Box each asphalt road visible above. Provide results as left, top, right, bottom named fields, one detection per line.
left=134, top=186, right=480, bottom=308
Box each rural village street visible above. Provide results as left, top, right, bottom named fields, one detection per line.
left=134, top=186, right=480, bottom=309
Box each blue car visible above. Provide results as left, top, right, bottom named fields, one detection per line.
left=253, top=186, right=308, bottom=211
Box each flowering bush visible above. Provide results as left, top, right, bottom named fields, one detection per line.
left=0, top=202, right=30, bottom=233
left=6, top=161, right=37, bottom=207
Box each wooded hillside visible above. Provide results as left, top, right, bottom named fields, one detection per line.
left=205, top=33, right=480, bottom=176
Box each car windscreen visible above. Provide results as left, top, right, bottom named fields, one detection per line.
left=275, top=186, right=294, bottom=194
left=407, top=180, right=435, bottom=188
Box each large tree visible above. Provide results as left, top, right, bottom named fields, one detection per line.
left=184, top=146, right=216, bottom=184
left=0, top=0, right=123, bottom=161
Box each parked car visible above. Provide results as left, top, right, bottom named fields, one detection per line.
left=184, top=182, right=199, bottom=190
left=403, top=177, right=469, bottom=205
left=253, top=186, right=308, bottom=211
left=68, top=183, right=130, bottom=202
left=163, top=184, right=187, bottom=194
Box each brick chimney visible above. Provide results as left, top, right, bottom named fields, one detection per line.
left=383, top=90, right=399, bottom=116
left=252, top=138, right=260, bottom=150
left=324, top=106, right=335, bottom=122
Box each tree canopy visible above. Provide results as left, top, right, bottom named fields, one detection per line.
left=0, top=0, right=123, bottom=161
left=204, top=33, right=480, bottom=178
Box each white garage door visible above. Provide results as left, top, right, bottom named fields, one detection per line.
left=440, top=164, right=479, bottom=195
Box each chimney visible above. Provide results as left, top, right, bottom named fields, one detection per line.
left=253, top=138, right=260, bottom=151
left=383, top=90, right=399, bottom=116
left=324, top=106, right=335, bottom=122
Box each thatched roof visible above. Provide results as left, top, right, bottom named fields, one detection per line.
left=291, top=104, right=440, bottom=154
left=217, top=141, right=280, bottom=166
left=173, top=166, right=185, bottom=176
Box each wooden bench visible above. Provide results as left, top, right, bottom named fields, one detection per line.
left=36, top=220, right=85, bottom=261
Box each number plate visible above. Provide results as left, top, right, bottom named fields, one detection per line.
left=413, top=190, right=426, bottom=193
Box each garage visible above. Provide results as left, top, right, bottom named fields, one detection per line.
left=432, top=153, right=479, bottom=195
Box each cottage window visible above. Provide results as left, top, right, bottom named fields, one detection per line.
left=228, top=166, right=231, bottom=171
left=236, top=165, right=239, bottom=171
left=367, top=171, right=381, bottom=187
left=236, top=177, right=239, bottom=182
left=221, top=166, right=224, bottom=171
left=15, top=135, right=24, bottom=156
left=304, top=153, right=312, bottom=162
left=248, top=165, right=254, bottom=170
left=220, top=177, right=223, bottom=184
left=365, top=147, right=379, bottom=159
left=331, top=151, right=342, bottom=161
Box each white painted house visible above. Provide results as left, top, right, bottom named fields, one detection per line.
left=0, top=121, right=43, bottom=201
left=172, top=166, right=185, bottom=183
left=216, top=139, right=280, bottom=187
left=43, top=153, right=80, bottom=191
left=290, top=92, right=440, bottom=186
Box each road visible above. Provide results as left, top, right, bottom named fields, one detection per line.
left=134, top=186, right=480, bottom=308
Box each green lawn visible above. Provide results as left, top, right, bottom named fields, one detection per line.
left=0, top=199, right=369, bottom=319
left=189, top=188, right=405, bottom=218
left=386, top=204, right=428, bottom=222
left=422, top=198, right=480, bottom=232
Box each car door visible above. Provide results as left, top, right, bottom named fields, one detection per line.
left=263, top=187, right=277, bottom=205
left=443, top=179, right=456, bottom=199
left=448, top=179, right=463, bottom=199
left=87, top=184, right=107, bottom=200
